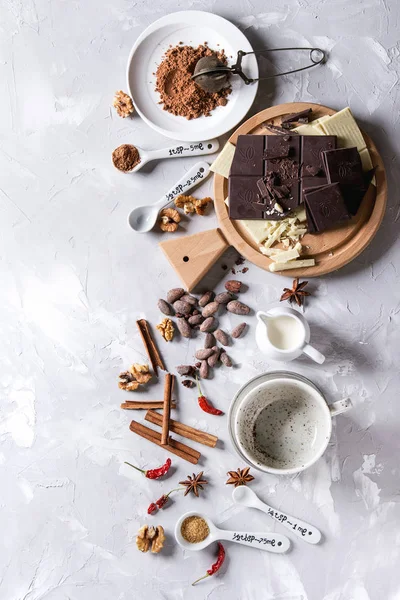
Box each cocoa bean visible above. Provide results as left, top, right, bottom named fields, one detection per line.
left=215, top=292, right=235, bottom=304
left=225, top=280, right=242, bottom=293
left=201, top=301, right=219, bottom=318
left=182, top=379, right=195, bottom=388
left=195, top=348, right=214, bottom=360
left=181, top=294, right=197, bottom=306
left=231, top=322, right=247, bottom=339
left=199, top=360, right=209, bottom=379
left=167, top=288, right=185, bottom=303
left=220, top=351, right=232, bottom=367
left=226, top=300, right=250, bottom=315
left=199, top=291, right=215, bottom=307
left=176, top=365, right=195, bottom=376
left=157, top=298, right=174, bottom=316
left=200, top=316, right=217, bottom=332
left=192, top=309, right=200, bottom=316
left=214, top=328, right=229, bottom=346
left=176, top=317, right=192, bottom=338
left=204, top=333, right=216, bottom=349
left=207, top=348, right=220, bottom=367
left=173, top=300, right=192, bottom=315
left=188, top=314, right=204, bottom=325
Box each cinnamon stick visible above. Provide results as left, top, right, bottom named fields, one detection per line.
left=121, top=401, right=177, bottom=410
left=145, top=410, right=218, bottom=448
left=129, top=420, right=200, bottom=464
left=161, top=373, right=173, bottom=446
left=136, top=319, right=166, bottom=374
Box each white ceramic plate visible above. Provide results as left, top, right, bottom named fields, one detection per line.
left=126, top=11, right=259, bottom=142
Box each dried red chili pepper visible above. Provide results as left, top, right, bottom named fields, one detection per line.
left=125, top=457, right=172, bottom=479
left=192, top=542, right=226, bottom=585
left=147, top=487, right=182, bottom=515
left=147, top=502, right=158, bottom=515
left=196, top=377, right=223, bottom=416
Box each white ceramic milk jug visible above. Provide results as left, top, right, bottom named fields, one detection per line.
left=255, top=306, right=325, bottom=364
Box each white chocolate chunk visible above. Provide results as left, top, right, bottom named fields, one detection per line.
left=241, top=220, right=275, bottom=244
left=359, top=148, right=373, bottom=171
left=269, top=259, right=315, bottom=272
left=263, top=222, right=288, bottom=248
left=319, top=107, right=366, bottom=151
left=210, top=142, right=235, bottom=178
left=270, top=247, right=301, bottom=263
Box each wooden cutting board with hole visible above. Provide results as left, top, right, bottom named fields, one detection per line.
left=160, top=102, right=387, bottom=289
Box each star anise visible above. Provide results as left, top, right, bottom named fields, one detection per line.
left=226, top=467, right=254, bottom=487
left=280, top=278, right=310, bottom=307
left=179, top=472, right=208, bottom=497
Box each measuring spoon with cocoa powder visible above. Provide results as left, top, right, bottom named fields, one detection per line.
left=126, top=139, right=219, bottom=174
left=128, top=161, right=210, bottom=233
left=175, top=511, right=290, bottom=554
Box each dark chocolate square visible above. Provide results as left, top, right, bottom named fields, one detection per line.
left=301, top=136, right=336, bottom=172
left=322, top=147, right=364, bottom=187
left=229, top=176, right=266, bottom=219
left=304, top=183, right=350, bottom=233
left=230, top=135, right=264, bottom=177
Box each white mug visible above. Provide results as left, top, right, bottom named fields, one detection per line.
left=228, top=371, right=353, bottom=475
left=256, top=306, right=325, bottom=364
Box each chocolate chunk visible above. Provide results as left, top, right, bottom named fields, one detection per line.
left=230, top=135, right=264, bottom=176
left=281, top=108, right=312, bottom=124
left=304, top=183, right=350, bottom=233
left=322, top=147, right=364, bottom=188
left=305, top=165, right=321, bottom=176
left=264, top=123, right=299, bottom=135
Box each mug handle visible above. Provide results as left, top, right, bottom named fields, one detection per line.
left=329, top=397, right=353, bottom=417
left=302, top=343, right=326, bottom=364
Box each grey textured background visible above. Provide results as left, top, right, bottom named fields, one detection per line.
left=1, top=1, right=400, bottom=599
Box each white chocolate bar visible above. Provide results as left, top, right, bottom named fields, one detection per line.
left=210, top=142, right=235, bottom=179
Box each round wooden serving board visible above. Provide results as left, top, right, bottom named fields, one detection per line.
left=214, top=102, right=387, bottom=277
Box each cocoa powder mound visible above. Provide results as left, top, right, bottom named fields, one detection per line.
left=155, top=44, right=231, bottom=120
left=112, top=144, right=141, bottom=172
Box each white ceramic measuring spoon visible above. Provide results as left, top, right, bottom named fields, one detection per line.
left=232, top=486, right=322, bottom=545
left=175, top=511, right=290, bottom=553
left=129, top=139, right=219, bottom=173
left=128, top=161, right=210, bottom=233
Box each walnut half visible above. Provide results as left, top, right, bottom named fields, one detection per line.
left=118, top=363, right=152, bottom=390
left=113, top=90, right=134, bottom=118
left=159, top=208, right=181, bottom=232
left=156, top=318, right=174, bottom=342
left=136, top=525, right=165, bottom=553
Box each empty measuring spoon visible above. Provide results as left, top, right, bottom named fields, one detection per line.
left=128, top=161, right=210, bottom=233
left=128, top=139, right=219, bottom=173
left=232, top=486, right=321, bottom=544
left=175, top=511, right=290, bottom=553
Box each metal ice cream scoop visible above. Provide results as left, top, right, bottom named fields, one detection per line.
left=192, top=47, right=326, bottom=93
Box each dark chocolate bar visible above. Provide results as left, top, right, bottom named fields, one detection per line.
left=229, top=135, right=264, bottom=177
left=304, top=183, right=350, bottom=232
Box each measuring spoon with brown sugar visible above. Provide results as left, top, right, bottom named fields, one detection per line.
left=128, top=139, right=219, bottom=173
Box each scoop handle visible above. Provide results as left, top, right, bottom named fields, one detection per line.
left=151, top=139, right=219, bottom=161
left=156, top=161, right=210, bottom=209
left=253, top=499, right=322, bottom=544
left=216, top=528, right=290, bottom=553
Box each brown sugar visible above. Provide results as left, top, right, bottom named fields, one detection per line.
left=112, top=144, right=141, bottom=172
left=180, top=515, right=210, bottom=543
left=155, top=44, right=231, bottom=120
